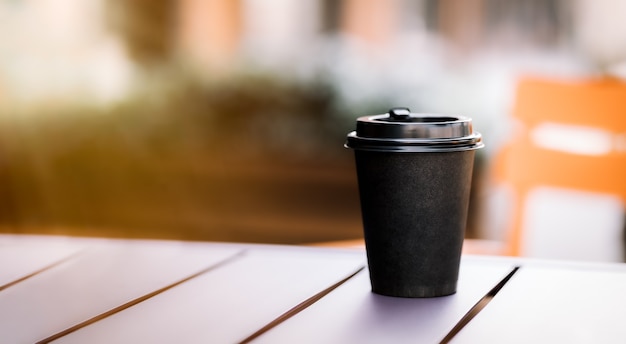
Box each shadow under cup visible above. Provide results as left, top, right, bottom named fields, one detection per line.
left=346, top=109, right=483, bottom=298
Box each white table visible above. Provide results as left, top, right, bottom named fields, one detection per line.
left=1, top=234, right=626, bottom=343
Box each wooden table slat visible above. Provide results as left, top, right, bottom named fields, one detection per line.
left=0, top=239, right=240, bottom=344
left=451, top=263, right=626, bottom=343
left=56, top=248, right=366, bottom=344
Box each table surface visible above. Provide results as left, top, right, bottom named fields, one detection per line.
left=2, top=234, right=626, bottom=344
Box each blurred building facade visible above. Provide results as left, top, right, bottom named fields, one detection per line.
left=0, top=0, right=592, bottom=107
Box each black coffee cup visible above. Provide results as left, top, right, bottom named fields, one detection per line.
left=345, top=108, right=484, bottom=297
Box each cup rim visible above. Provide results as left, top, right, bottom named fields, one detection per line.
left=345, top=131, right=484, bottom=152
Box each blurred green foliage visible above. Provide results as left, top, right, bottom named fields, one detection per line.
left=0, top=72, right=371, bottom=243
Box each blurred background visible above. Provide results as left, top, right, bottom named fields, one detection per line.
left=1, top=0, right=625, bottom=261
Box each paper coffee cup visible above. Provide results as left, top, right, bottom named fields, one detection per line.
left=346, top=108, right=483, bottom=297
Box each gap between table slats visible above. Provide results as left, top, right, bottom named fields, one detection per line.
left=440, top=266, right=521, bottom=344
left=238, top=265, right=366, bottom=344
left=0, top=251, right=85, bottom=292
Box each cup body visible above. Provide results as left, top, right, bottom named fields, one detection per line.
left=354, top=149, right=475, bottom=297
left=346, top=109, right=483, bottom=298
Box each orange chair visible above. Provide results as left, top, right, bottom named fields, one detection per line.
left=493, top=77, right=626, bottom=256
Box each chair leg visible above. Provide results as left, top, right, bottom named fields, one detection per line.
left=505, top=186, right=528, bottom=256
left=622, top=210, right=626, bottom=262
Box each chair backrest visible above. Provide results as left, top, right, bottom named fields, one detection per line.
left=492, top=77, right=626, bottom=257
left=513, top=77, right=626, bottom=132
left=497, top=77, right=626, bottom=200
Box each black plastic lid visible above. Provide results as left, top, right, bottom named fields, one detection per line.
left=345, top=108, right=484, bottom=152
